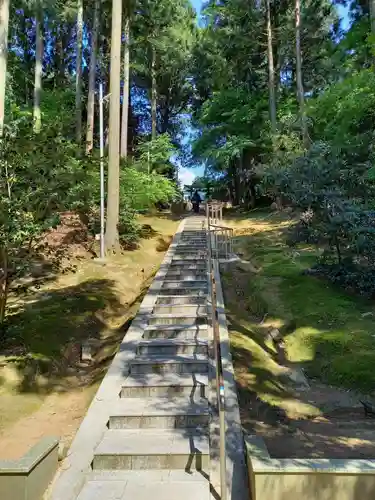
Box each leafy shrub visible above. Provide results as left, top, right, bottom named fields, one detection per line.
left=266, top=141, right=375, bottom=296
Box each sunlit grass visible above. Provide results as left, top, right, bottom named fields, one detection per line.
left=223, top=211, right=375, bottom=394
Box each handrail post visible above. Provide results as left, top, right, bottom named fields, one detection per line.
left=207, top=223, right=227, bottom=500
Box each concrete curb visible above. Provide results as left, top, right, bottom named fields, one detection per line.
left=246, top=434, right=375, bottom=500
left=208, top=260, right=249, bottom=500
left=0, top=437, right=59, bottom=500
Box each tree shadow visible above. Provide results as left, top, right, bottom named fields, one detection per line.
left=0, top=279, right=135, bottom=395
left=156, top=235, right=173, bottom=252
left=220, top=212, right=375, bottom=461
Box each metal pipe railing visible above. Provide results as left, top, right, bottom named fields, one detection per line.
left=207, top=201, right=223, bottom=225
left=206, top=202, right=234, bottom=260
left=206, top=208, right=227, bottom=500
left=208, top=225, right=234, bottom=260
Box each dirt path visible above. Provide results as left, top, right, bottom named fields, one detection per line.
left=0, top=387, right=98, bottom=459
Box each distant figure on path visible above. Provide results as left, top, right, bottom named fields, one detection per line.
left=191, top=190, right=202, bottom=213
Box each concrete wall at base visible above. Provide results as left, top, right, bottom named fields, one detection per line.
left=246, top=434, right=375, bottom=500
left=0, top=437, right=59, bottom=500
left=251, top=472, right=375, bottom=500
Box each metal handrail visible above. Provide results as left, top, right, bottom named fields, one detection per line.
left=207, top=201, right=223, bottom=224
left=207, top=203, right=234, bottom=260
left=207, top=210, right=227, bottom=500
left=210, top=227, right=233, bottom=260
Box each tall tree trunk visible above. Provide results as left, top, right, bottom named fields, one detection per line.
left=370, top=0, right=375, bottom=34
left=0, top=0, right=10, bottom=137
left=120, top=15, right=130, bottom=158
left=86, top=0, right=100, bottom=154
left=151, top=44, right=157, bottom=139
left=75, top=0, right=83, bottom=144
left=33, top=5, right=43, bottom=134
left=105, top=0, right=123, bottom=252
left=266, top=0, right=277, bottom=133
left=56, top=24, right=65, bottom=87
left=295, top=0, right=308, bottom=147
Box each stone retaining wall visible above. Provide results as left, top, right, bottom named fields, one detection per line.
left=245, top=434, right=375, bottom=500
left=0, top=437, right=59, bottom=500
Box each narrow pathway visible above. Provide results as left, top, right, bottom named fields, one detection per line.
left=51, top=217, right=213, bottom=499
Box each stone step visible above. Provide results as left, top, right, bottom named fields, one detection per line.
left=143, top=324, right=208, bottom=340
left=179, top=237, right=206, bottom=242
left=121, top=373, right=208, bottom=398
left=161, top=281, right=208, bottom=290
left=174, top=252, right=207, bottom=258
left=172, top=258, right=207, bottom=263
left=129, top=354, right=208, bottom=375
left=93, top=429, right=210, bottom=471
left=177, top=244, right=207, bottom=250
left=108, top=397, right=209, bottom=429
left=148, top=314, right=207, bottom=326
left=166, top=268, right=207, bottom=275
left=137, top=338, right=208, bottom=355
left=77, top=471, right=209, bottom=500
left=180, top=230, right=206, bottom=234
left=152, top=304, right=208, bottom=315
left=179, top=239, right=207, bottom=243
left=165, top=274, right=207, bottom=282
left=158, top=287, right=207, bottom=296
left=169, top=262, right=207, bottom=270
left=155, top=295, right=207, bottom=305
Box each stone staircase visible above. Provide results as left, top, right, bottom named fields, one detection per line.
left=54, top=217, right=212, bottom=500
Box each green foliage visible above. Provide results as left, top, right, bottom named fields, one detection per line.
left=266, top=141, right=375, bottom=295
left=120, top=167, right=177, bottom=212
left=308, top=69, right=375, bottom=157
left=135, top=133, right=177, bottom=176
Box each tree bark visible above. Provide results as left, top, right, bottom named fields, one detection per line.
left=151, top=44, right=157, bottom=139
left=370, top=0, right=375, bottom=34
left=0, top=0, right=10, bottom=138
left=295, top=0, right=308, bottom=147
left=105, top=0, right=123, bottom=252
left=266, top=0, right=277, bottom=133
left=0, top=246, right=9, bottom=325
left=86, top=0, right=100, bottom=154
left=120, top=15, right=130, bottom=158
left=33, top=5, right=43, bottom=134
left=75, top=0, right=84, bottom=143
left=56, top=24, right=65, bottom=87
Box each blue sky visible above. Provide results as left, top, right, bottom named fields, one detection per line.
left=191, top=0, right=203, bottom=14
left=179, top=0, right=351, bottom=186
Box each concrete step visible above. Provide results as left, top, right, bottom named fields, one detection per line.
left=167, top=260, right=207, bottom=273
left=77, top=471, right=209, bottom=500
left=137, top=338, right=208, bottom=355
left=155, top=295, right=207, bottom=305
left=177, top=244, right=207, bottom=250
left=161, top=281, right=208, bottom=290
left=121, top=373, right=208, bottom=398
left=165, top=274, right=207, bottom=282
left=152, top=304, right=208, bottom=315
left=178, top=237, right=206, bottom=241
left=148, top=314, right=207, bottom=326
left=93, top=429, right=210, bottom=471
left=108, top=397, right=209, bottom=429
left=143, top=324, right=208, bottom=340
left=166, top=268, right=207, bottom=275
left=179, top=239, right=207, bottom=243
left=129, top=354, right=208, bottom=375
left=173, top=252, right=208, bottom=259
left=158, top=287, right=207, bottom=296
left=172, top=257, right=207, bottom=262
